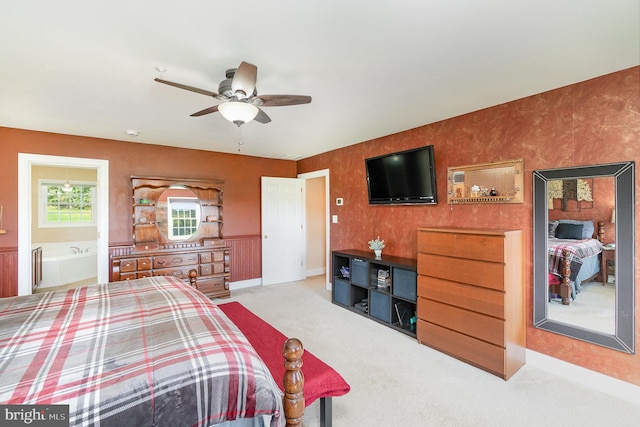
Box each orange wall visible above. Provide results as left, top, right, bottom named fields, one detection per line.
left=0, top=128, right=296, bottom=292
left=298, top=66, right=640, bottom=386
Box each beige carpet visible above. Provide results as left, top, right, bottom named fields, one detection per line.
left=225, top=275, right=640, bottom=427
left=548, top=280, right=616, bottom=334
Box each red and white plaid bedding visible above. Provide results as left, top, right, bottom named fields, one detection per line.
left=548, top=238, right=602, bottom=281
left=0, top=276, right=284, bottom=427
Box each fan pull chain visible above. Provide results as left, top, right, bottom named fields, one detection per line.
left=237, top=126, right=244, bottom=152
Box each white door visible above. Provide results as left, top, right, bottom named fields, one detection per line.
left=261, top=177, right=306, bottom=285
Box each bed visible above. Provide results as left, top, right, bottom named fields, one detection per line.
left=0, top=275, right=304, bottom=427
left=547, top=220, right=604, bottom=305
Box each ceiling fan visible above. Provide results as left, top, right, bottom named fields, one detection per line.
left=154, top=61, right=311, bottom=127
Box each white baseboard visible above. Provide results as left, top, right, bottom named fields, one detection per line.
left=526, top=349, right=640, bottom=405
left=229, top=278, right=261, bottom=291
left=306, top=267, right=325, bottom=277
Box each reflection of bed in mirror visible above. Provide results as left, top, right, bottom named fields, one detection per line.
left=547, top=220, right=604, bottom=305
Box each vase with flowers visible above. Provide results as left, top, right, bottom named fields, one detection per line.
left=368, top=236, right=385, bottom=259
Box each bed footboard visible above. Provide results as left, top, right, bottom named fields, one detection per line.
left=558, top=249, right=572, bottom=305
left=283, top=338, right=305, bottom=426
left=553, top=221, right=605, bottom=305
left=188, top=270, right=307, bottom=425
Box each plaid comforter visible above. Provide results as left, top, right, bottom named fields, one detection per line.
left=0, top=276, right=284, bottom=427
left=548, top=238, right=602, bottom=281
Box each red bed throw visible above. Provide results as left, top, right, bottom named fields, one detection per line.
left=218, top=302, right=350, bottom=406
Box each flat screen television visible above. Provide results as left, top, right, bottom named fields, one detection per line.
left=365, top=145, right=437, bottom=205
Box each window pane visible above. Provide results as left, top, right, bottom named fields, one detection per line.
left=43, top=183, right=96, bottom=226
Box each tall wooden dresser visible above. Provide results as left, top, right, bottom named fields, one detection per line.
left=416, top=227, right=525, bottom=380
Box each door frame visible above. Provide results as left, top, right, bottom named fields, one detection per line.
left=297, top=169, right=330, bottom=290
left=18, top=154, right=109, bottom=296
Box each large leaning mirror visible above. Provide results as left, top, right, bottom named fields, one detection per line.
left=533, top=162, right=635, bottom=353
left=156, top=185, right=201, bottom=241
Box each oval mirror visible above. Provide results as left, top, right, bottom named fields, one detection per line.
left=156, top=185, right=201, bottom=241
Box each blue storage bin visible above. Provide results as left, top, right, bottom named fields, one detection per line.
left=392, top=268, right=417, bottom=301
left=370, top=290, right=390, bottom=322
left=333, top=278, right=349, bottom=306
left=351, top=258, right=369, bottom=287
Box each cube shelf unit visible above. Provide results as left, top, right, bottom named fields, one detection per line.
left=332, top=249, right=417, bottom=337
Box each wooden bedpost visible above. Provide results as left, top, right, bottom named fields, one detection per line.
left=560, top=249, right=572, bottom=305
left=283, top=338, right=305, bottom=427
left=597, top=220, right=605, bottom=243
left=188, top=269, right=198, bottom=289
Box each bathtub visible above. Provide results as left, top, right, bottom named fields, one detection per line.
left=34, top=241, right=98, bottom=289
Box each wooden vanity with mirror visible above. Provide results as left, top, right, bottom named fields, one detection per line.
left=110, top=176, right=230, bottom=299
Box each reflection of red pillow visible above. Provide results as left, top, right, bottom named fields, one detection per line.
left=548, top=273, right=561, bottom=285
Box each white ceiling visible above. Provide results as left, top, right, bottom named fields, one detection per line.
left=1, top=1, right=638, bottom=160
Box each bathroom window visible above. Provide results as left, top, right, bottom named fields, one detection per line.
left=39, top=182, right=97, bottom=227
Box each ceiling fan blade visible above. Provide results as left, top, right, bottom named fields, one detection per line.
left=254, top=108, right=271, bottom=124
left=231, top=61, right=257, bottom=99
left=154, top=78, right=225, bottom=99
left=190, top=105, right=220, bottom=117
left=257, top=95, right=312, bottom=107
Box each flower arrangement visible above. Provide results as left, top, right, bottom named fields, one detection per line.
left=368, top=236, right=385, bottom=250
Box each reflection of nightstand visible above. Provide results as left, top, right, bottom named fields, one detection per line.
left=601, top=247, right=615, bottom=285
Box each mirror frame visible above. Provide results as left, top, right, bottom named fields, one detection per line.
left=156, top=185, right=201, bottom=242
left=533, top=162, right=635, bottom=353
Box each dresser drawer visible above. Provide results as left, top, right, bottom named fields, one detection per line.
left=200, top=251, right=226, bottom=263
left=197, top=276, right=229, bottom=298
left=200, top=261, right=225, bottom=276
left=418, top=231, right=505, bottom=263
left=154, top=253, right=199, bottom=268
left=417, top=298, right=505, bottom=347
left=417, top=253, right=505, bottom=291
left=417, top=275, right=504, bottom=318
left=153, top=266, right=198, bottom=278
left=213, top=262, right=225, bottom=274
left=137, top=257, right=152, bottom=271
left=119, top=259, right=136, bottom=272
left=200, top=252, right=212, bottom=263
left=417, top=320, right=505, bottom=377
left=136, top=271, right=152, bottom=279
left=118, top=272, right=136, bottom=281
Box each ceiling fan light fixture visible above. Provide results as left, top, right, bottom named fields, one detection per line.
left=62, top=166, right=73, bottom=192
left=218, top=101, right=259, bottom=126
left=62, top=180, right=73, bottom=192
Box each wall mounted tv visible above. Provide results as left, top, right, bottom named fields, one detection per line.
left=365, top=145, right=437, bottom=205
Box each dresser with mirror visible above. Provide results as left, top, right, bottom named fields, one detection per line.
left=110, top=176, right=230, bottom=299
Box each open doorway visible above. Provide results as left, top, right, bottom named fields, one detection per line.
left=18, top=154, right=109, bottom=296
left=298, top=169, right=330, bottom=289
